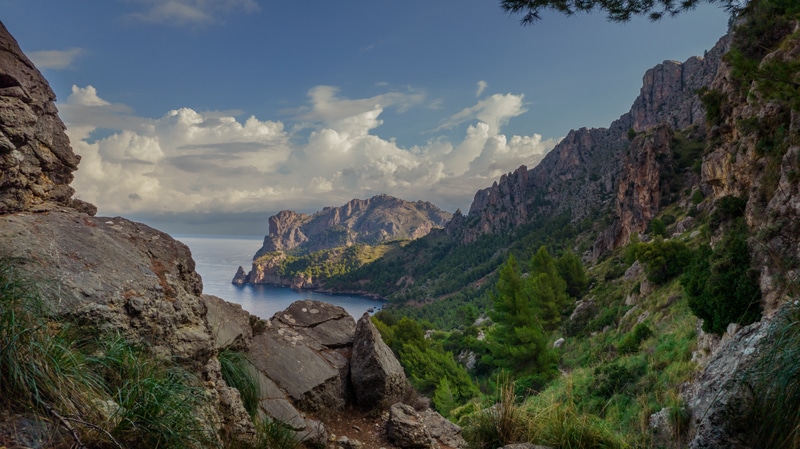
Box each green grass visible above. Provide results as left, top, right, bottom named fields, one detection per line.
left=220, top=348, right=261, bottom=419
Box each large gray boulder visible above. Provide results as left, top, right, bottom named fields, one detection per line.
left=350, top=312, right=408, bottom=408
left=247, top=300, right=355, bottom=413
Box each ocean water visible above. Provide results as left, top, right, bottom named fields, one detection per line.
left=176, top=235, right=384, bottom=319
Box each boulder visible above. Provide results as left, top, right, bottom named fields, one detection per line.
left=274, top=299, right=355, bottom=348
left=419, top=408, right=466, bottom=448
left=203, top=294, right=253, bottom=350
left=350, top=313, right=408, bottom=408
left=386, top=403, right=435, bottom=449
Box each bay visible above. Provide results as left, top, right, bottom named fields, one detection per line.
left=176, top=235, right=384, bottom=319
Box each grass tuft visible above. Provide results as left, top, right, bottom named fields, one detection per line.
left=219, top=348, right=261, bottom=419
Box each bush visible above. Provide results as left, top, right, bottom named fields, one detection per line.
left=462, top=377, right=528, bottom=449
left=683, top=219, right=761, bottom=334
left=638, top=238, right=692, bottom=285
left=617, top=323, right=653, bottom=354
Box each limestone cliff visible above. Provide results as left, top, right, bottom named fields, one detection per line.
left=453, top=34, right=730, bottom=252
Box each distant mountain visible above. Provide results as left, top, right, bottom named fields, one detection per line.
left=232, top=194, right=452, bottom=288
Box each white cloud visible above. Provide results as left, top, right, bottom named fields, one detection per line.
left=437, top=93, right=528, bottom=134
left=68, top=85, right=109, bottom=106
left=28, top=48, right=84, bottom=70
left=126, top=0, right=259, bottom=26
left=476, top=80, right=488, bottom=97
left=66, top=85, right=557, bottom=217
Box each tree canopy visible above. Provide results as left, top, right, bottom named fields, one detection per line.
left=500, top=0, right=745, bottom=24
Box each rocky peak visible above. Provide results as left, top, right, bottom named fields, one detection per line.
left=623, top=34, right=730, bottom=133
left=0, top=22, right=94, bottom=215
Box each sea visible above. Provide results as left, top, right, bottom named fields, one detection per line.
left=175, top=235, right=385, bottom=319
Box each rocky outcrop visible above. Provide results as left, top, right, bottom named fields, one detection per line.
left=595, top=124, right=675, bottom=253
left=351, top=313, right=409, bottom=409
left=0, top=22, right=93, bottom=215
left=255, top=194, right=451, bottom=256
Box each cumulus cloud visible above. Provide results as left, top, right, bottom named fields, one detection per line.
left=476, top=80, right=488, bottom=97
left=126, top=0, right=259, bottom=26
left=437, top=93, right=528, bottom=134
left=28, top=48, right=84, bottom=70
left=66, top=85, right=557, bottom=218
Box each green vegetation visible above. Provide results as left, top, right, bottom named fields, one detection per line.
left=372, top=313, right=479, bottom=414
left=683, top=218, right=762, bottom=334
left=500, top=0, right=745, bottom=23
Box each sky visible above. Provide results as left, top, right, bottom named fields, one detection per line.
left=1, top=0, right=730, bottom=235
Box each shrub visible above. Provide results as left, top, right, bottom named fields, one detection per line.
left=462, top=376, right=528, bottom=449
left=683, top=219, right=761, bottom=334
left=638, top=238, right=692, bottom=285
left=617, top=323, right=653, bottom=354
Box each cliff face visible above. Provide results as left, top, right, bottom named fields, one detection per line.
left=455, top=35, right=730, bottom=252
left=256, top=194, right=452, bottom=256
left=0, top=23, right=94, bottom=215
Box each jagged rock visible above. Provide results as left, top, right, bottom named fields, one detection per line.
left=204, top=294, right=253, bottom=350
left=275, top=299, right=356, bottom=348
left=351, top=313, right=408, bottom=409
left=255, top=195, right=451, bottom=256
left=419, top=408, right=466, bottom=448
left=624, top=260, right=644, bottom=280
left=386, top=403, right=435, bottom=449
left=0, top=209, right=255, bottom=440
left=452, top=34, right=731, bottom=255
left=0, top=22, right=86, bottom=214
left=569, top=298, right=597, bottom=324
left=232, top=265, right=248, bottom=284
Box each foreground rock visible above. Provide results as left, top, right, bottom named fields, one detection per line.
left=351, top=312, right=410, bottom=409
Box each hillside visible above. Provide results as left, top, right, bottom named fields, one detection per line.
left=324, top=1, right=800, bottom=447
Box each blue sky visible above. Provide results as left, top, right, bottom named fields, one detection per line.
left=2, top=0, right=729, bottom=235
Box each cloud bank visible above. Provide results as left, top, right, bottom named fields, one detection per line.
left=63, top=84, right=557, bottom=217
left=28, top=48, right=84, bottom=70
left=126, top=0, right=259, bottom=26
